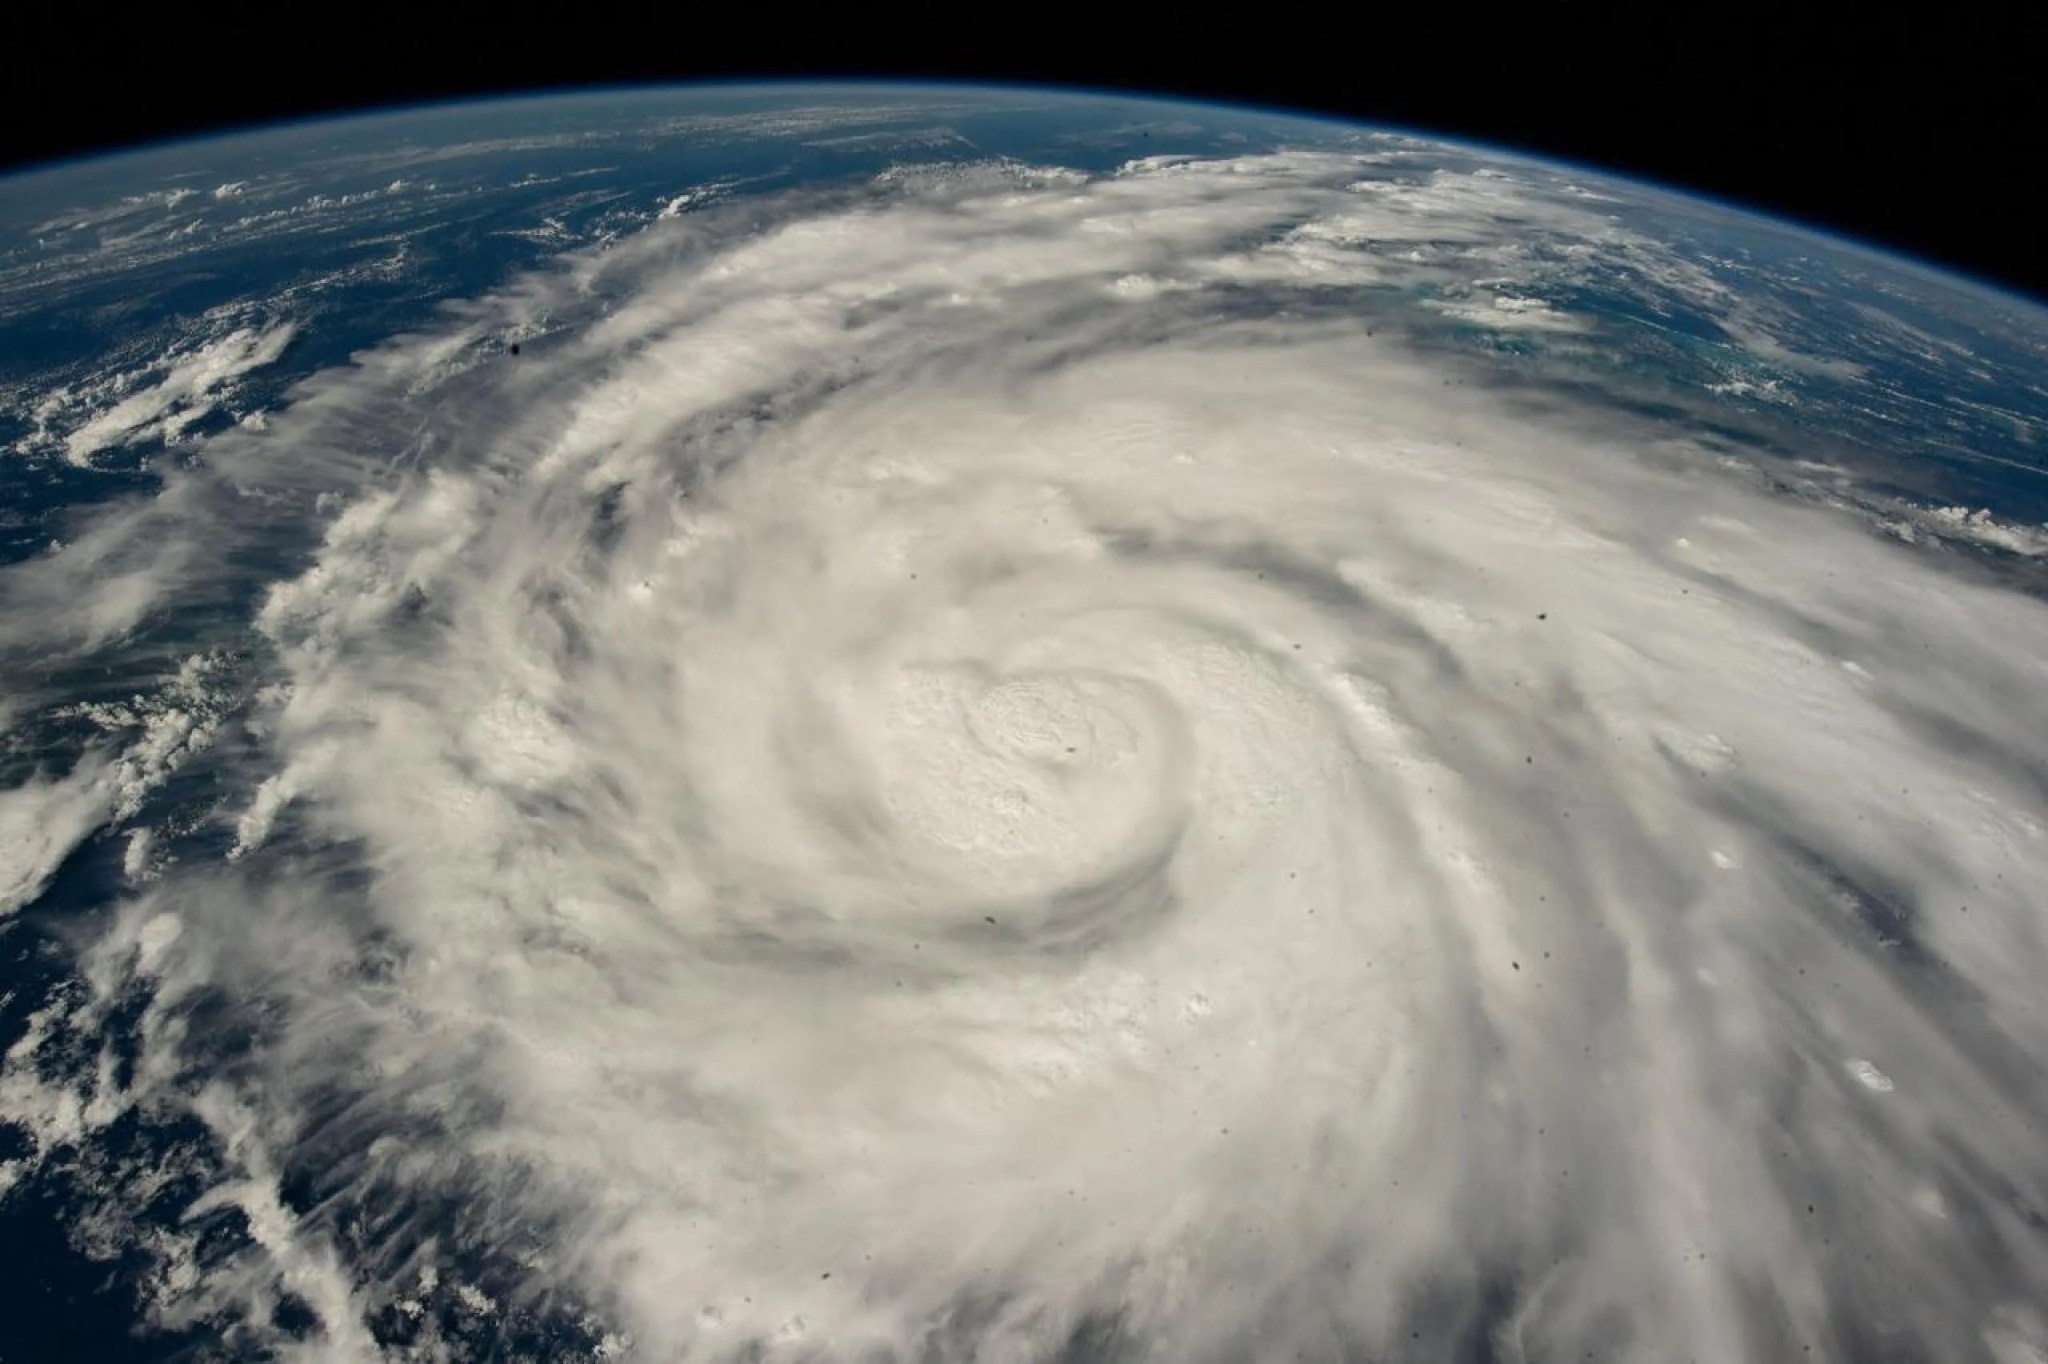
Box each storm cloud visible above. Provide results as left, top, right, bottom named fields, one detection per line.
left=5, top=149, right=2048, bottom=1364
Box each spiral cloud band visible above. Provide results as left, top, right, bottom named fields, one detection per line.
left=6, top=146, right=2048, bottom=1362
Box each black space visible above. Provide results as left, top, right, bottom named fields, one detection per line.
left=4, top=7, right=2046, bottom=302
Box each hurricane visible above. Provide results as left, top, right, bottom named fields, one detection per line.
left=5, top=128, right=2048, bottom=1364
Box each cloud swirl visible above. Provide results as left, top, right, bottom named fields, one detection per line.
left=7, top=149, right=2048, bottom=1363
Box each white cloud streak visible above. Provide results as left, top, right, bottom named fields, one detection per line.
left=14, top=320, right=297, bottom=466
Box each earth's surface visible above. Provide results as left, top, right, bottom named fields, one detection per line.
left=3, top=84, right=2048, bottom=1364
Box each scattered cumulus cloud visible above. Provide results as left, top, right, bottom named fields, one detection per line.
left=15, top=320, right=297, bottom=465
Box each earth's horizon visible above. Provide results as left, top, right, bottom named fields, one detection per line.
left=3, top=82, right=2047, bottom=1364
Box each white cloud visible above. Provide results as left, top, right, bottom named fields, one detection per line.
left=0, top=758, right=110, bottom=916
left=1924, top=504, right=2048, bottom=556
left=1427, top=291, right=1585, bottom=331
left=58, top=652, right=232, bottom=821
left=19, top=320, right=298, bottom=467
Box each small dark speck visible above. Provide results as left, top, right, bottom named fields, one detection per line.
left=1537, top=612, right=1548, bottom=620
left=821, top=1272, right=831, bottom=1280
left=984, top=916, right=997, bottom=925
left=1512, top=961, right=1521, bottom=970
left=508, top=342, right=521, bottom=356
